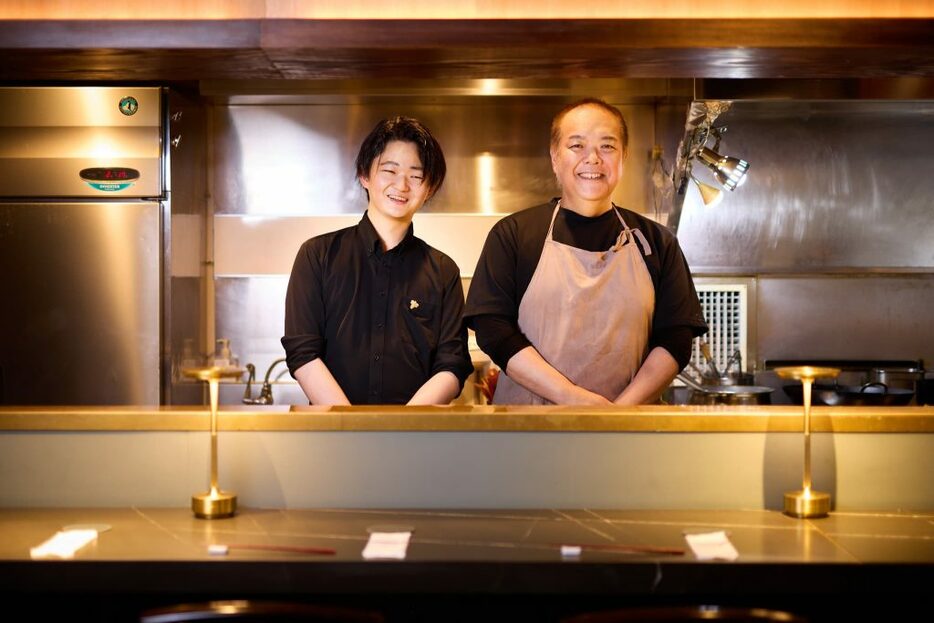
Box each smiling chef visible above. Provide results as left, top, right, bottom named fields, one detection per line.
left=465, top=98, right=708, bottom=405
left=282, top=116, right=472, bottom=405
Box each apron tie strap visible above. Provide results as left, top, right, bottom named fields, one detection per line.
left=632, top=228, right=652, bottom=256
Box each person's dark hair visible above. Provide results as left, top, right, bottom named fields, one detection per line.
left=550, top=98, right=629, bottom=154
left=355, top=116, right=446, bottom=199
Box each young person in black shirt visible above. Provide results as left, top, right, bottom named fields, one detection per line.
left=282, top=117, right=473, bottom=405
left=465, top=99, right=707, bottom=405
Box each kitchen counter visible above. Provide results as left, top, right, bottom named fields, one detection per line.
left=2, top=405, right=932, bottom=512
left=0, top=507, right=929, bottom=622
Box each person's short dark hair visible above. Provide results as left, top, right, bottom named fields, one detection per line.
left=550, top=98, right=629, bottom=154
left=355, top=116, right=446, bottom=199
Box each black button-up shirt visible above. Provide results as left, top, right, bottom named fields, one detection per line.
left=282, top=212, right=472, bottom=404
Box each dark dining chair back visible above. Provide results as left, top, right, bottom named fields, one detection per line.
left=563, top=605, right=807, bottom=623
left=139, top=600, right=385, bottom=623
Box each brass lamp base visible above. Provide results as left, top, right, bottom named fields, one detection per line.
left=192, top=490, right=237, bottom=519
left=783, top=489, right=830, bottom=518
left=182, top=365, right=245, bottom=521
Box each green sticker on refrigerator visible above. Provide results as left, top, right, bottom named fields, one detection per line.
left=119, top=96, right=139, bottom=116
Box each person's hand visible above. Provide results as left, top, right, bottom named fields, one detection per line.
left=566, top=385, right=613, bottom=405
left=613, top=392, right=642, bottom=406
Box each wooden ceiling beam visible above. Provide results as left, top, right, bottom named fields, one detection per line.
left=1, top=19, right=932, bottom=81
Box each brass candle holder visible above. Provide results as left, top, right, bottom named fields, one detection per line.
left=182, top=365, right=245, bottom=519
left=774, top=365, right=841, bottom=518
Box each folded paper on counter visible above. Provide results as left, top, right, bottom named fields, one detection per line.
left=362, top=531, right=411, bottom=560
left=30, top=529, right=98, bottom=560
left=684, top=530, right=739, bottom=561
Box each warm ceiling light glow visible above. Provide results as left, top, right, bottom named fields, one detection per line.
left=478, top=79, right=503, bottom=95
left=477, top=151, right=495, bottom=214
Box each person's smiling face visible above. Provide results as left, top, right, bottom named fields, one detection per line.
left=550, top=104, right=626, bottom=216
left=359, top=140, right=431, bottom=224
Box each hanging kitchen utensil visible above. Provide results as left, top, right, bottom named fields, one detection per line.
left=699, top=341, right=721, bottom=378
left=685, top=346, right=752, bottom=387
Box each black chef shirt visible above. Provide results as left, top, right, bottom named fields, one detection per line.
left=282, top=212, right=473, bottom=404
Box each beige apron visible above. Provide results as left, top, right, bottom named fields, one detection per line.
left=494, top=203, right=656, bottom=404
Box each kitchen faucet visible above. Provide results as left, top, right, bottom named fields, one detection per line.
left=242, top=357, right=287, bottom=405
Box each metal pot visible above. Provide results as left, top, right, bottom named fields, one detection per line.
left=677, top=374, right=773, bottom=405
left=783, top=382, right=914, bottom=407
left=870, top=367, right=924, bottom=397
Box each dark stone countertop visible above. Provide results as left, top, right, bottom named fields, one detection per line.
left=1, top=507, right=930, bottom=622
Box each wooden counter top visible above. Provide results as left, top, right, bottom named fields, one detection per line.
left=2, top=404, right=932, bottom=433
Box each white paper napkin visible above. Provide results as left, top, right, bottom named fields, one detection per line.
left=30, top=529, right=98, bottom=559
left=361, top=531, right=411, bottom=560
left=684, top=530, right=739, bottom=561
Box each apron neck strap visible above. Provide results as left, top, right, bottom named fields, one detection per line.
left=545, top=202, right=561, bottom=241
left=547, top=201, right=630, bottom=242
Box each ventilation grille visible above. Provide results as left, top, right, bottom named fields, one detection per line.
left=691, top=284, right=748, bottom=375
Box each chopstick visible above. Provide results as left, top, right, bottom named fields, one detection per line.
left=554, top=543, right=685, bottom=556
left=224, top=543, right=337, bottom=556
left=215, top=542, right=683, bottom=557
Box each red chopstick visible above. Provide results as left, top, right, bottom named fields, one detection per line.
left=555, top=543, right=685, bottom=556
left=225, top=543, right=337, bottom=556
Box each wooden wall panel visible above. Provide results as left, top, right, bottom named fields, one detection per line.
left=2, top=1, right=933, bottom=19
left=1, top=19, right=933, bottom=81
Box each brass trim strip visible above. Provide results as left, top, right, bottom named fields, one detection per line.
left=1, top=405, right=932, bottom=433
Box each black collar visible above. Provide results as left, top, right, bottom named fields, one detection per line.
left=359, top=211, right=415, bottom=256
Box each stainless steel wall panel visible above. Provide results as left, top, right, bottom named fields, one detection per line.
left=212, top=99, right=656, bottom=216
left=167, top=88, right=209, bottom=211
left=164, top=88, right=209, bottom=404
left=678, top=101, right=934, bottom=271
left=756, top=275, right=934, bottom=364
left=168, top=276, right=204, bottom=405
left=214, top=276, right=289, bottom=368
left=213, top=276, right=306, bottom=405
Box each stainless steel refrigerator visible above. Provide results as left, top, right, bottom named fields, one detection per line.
left=0, top=87, right=166, bottom=405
